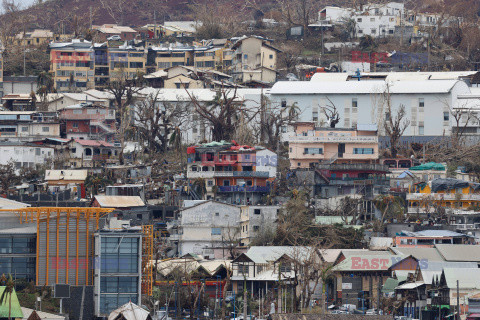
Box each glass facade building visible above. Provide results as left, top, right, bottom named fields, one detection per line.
left=94, top=232, right=142, bottom=316
left=0, top=233, right=36, bottom=281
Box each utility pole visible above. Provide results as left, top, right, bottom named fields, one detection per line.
left=457, top=280, right=460, bottom=320
left=243, top=279, right=248, bottom=320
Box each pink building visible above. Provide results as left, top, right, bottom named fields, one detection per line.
left=287, top=122, right=379, bottom=169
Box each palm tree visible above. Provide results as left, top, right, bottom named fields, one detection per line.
left=0, top=274, right=15, bottom=320
left=85, top=174, right=111, bottom=196
left=36, top=71, right=55, bottom=111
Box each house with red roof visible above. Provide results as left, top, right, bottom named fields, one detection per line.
left=68, top=138, right=119, bottom=168
left=186, top=141, right=277, bottom=204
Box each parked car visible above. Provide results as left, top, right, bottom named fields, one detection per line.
left=107, top=35, right=121, bottom=41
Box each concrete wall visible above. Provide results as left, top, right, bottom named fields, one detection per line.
left=179, top=201, right=241, bottom=256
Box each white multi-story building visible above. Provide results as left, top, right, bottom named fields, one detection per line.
left=270, top=79, right=472, bottom=137
left=319, top=2, right=404, bottom=38
left=0, top=142, right=54, bottom=169
left=239, top=205, right=280, bottom=246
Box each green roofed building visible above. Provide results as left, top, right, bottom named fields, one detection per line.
left=410, top=162, right=446, bottom=171
left=0, top=287, right=23, bottom=319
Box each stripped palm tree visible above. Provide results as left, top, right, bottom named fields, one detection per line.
left=0, top=274, right=15, bottom=320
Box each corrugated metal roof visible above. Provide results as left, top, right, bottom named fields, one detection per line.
left=21, top=307, right=65, bottom=320
left=45, top=170, right=88, bottom=181
left=270, top=80, right=465, bottom=95
left=0, top=197, right=30, bottom=209
left=443, top=268, right=480, bottom=289
left=435, top=244, right=480, bottom=262
left=73, top=139, right=113, bottom=147
left=310, top=73, right=349, bottom=82
left=390, top=247, right=445, bottom=261
left=94, top=196, right=145, bottom=208
left=243, top=246, right=313, bottom=264
left=334, top=254, right=395, bottom=271
left=107, top=302, right=149, bottom=320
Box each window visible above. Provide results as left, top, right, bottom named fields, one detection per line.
left=389, top=29, right=394, bottom=34
left=279, top=264, right=291, bottom=273
left=35, top=148, right=40, bottom=156
left=253, top=226, right=260, bottom=232
left=370, top=18, right=375, bottom=22
left=312, top=111, right=318, bottom=121
left=73, top=122, right=79, bottom=128
left=353, top=148, right=374, bottom=154
left=238, top=265, right=249, bottom=275
left=101, top=237, right=139, bottom=273
left=129, top=62, right=143, bottom=68
left=254, top=209, right=261, bottom=215
left=304, top=148, right=323, bottom=155
left=211, top=228, right=221, bottom=235
left=269, top=54, right=273, bottom=59
left=207, top=180, right=214, bottom=186
left=352, top=98, right=358, bottom=108
left=244, top=54, right=248, bottom=60
left=357, top=18, right=362, bottom=22
left=371, top=29, right=376, bottom=34
left=281, top=99, right=287, bottom=108
left=419, top=126, right=424, bottom=135
left=419, top=98, right=425, bottom=108
left=444, top=112, right=449, bottom=121
left=42, top=127, right=50, bottom=132
left=21, top=127, right=28, bottom=132
left=358, top=29, right=363, bottom=34
left=289, top=147, right=292, bottom=153
left=215, top=212, right=219, bottom=216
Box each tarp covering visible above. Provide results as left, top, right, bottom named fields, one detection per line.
left=431, top=178, right=469, bottom=192
left=410, top=162, right=446, bottom=171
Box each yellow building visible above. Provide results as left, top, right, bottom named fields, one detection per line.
left=407, top=178, right=480, bottom=215
left=15, top=29, right=55, bottom=47
left=50, top=40, right=95, bottom=92
left=108, top=48, right=146, bottom=81
left=154, top=48, right=194, bottom=70
left=231, top=36, right=281, bottom=84
left=194, top=48, right=218, bottom=70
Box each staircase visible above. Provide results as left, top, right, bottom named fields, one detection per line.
left=91, top=121, right=114, bottom=133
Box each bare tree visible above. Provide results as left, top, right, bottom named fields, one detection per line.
left=384, top=104, right=410, bottom=158
left=134, top=91, right=189, bottom=154
left=106, top=70, right=145, bottom=164
left=186, top=87, right=258, bottom=142
left=322, top=97, right=341, bottom=128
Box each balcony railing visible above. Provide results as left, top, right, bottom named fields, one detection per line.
left=187, top=171, right=269, bottom=179
left=315, top=163, right=389, bottom=172
left=287, top=135, right=378, bottom=143
left=218, top=186, right=270, bottom=193
left=215, top=171, right=270, bottom=178
left=407, top=193, right=480, bottom=201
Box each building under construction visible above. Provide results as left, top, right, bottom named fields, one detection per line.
left=0, top=207, right=154, bottom=317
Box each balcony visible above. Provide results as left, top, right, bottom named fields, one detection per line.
left=316, top=163, right=389, bottom=172
left=187, top=171, right=270, bottom=179
left=217, top=186, right=270, bottom=193
left=214, top=171, right=270, bottom=178
left=287, top=135, right=378, bottom=143
left=187, top=171, right=215, bottom=179
left=407, top=193, right=480, bottom=201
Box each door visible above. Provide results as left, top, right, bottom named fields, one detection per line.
left=338, top=143, right=345, bottom=158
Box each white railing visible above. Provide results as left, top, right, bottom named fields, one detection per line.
left=287, top=135, right=378, bottom=143
left=186, top=171, right=215, bottom=179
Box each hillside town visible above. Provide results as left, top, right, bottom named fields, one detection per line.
left=0, top=0, right=480, bottom=320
